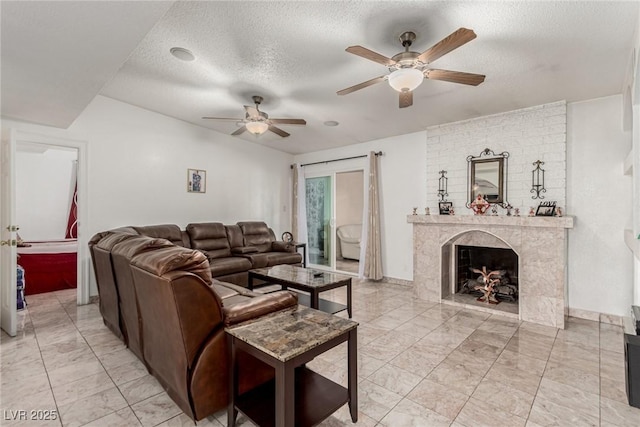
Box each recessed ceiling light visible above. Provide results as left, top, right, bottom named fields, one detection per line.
left=170, top=47, right=195, bottom=62
left=323, top=120, right=339, bottom=127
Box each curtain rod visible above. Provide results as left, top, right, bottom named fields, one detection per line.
left=290, top=151, right=383, bottom=169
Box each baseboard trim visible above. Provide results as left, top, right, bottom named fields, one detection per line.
left=568, top=307, right=624, bottom=326
left=382, top=276, right=413, bottom=287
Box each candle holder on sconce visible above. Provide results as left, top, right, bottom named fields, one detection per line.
left=531, top=160, right=546, bottom=199
left=437, top=170, right=448, bottom=202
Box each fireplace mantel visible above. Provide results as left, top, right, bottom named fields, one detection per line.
left=407, top=214, right=574, bottom=229
left=409, top=214, right=574, bottom=328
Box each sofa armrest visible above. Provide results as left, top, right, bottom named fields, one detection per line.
left=223, top=291, right=297, bottom=326
left=271, top=241, right=294, bottom=252
left=231, top=246, right=259, bottom=254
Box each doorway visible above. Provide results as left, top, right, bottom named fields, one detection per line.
left=305, top=169, right=364, bottom=274
left=16, top=143, right=79, bottom=296
left=1, top=129, right=88, bottom=337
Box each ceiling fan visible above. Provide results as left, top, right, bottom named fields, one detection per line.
left=337, top=28, right=486, bottom=108
left=202, top=96, right=306, bottom=137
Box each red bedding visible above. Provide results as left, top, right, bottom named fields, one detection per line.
left=17, top=240, right=77, bottom=295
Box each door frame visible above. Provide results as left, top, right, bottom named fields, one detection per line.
left=12, top=130, right=89, bottom=305
left=1, top=131, right=18, bottom=336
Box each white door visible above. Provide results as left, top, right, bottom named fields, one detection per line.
left=1, top=130, right=17, bottom=336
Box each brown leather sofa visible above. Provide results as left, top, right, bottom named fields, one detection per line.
left=130, top=221, right=302, bottom=287
left=89, top=220, right=301, bottom=352
left=89, top=231, right=298, bottom=421
left=130, top=245, right=297, bottom=420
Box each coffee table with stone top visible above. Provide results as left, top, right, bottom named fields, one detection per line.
left=226, top=305, right=358, bottom=427
left=248, top=264, right=353, bottom=318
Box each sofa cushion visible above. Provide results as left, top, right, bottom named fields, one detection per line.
left=209, top=257, right=252, bottom=277
left=211, top=283, right=240, bottom=300
left=223, top=291, right=298, bottom=326
left=238, top=251, right=302, bottom=269
left=225, top=225, right=244, bottom=249
left=266, top=252, right=302, bottom=266
left=96, top=232, right=137, bottom=251
left=132, top=246, right=212, bottom=284
left=237, top=221, right=274, bottom=253
left=133, top=224, right=186, bottom=247
left=186, top=223, right=232, bottom=259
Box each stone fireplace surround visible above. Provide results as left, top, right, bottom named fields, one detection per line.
left=408, top=215, right=574, bottom=329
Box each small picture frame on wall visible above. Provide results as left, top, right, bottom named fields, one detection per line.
left=535, top=201, right=556, bottom=216
left=439, top=202, right=453, bottom=215
left=187, top=169, right=206, bottom=193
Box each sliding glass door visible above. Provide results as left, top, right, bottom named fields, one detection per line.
left=305, top=176, right=333, bottom=267
left=304, top=168, right=364, bottom=274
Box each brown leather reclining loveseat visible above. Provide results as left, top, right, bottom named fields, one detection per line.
left=133, top=221, right=302, bottom=286
left=89, top=230, right=298, bottom=421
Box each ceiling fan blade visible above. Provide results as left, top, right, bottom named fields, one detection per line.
left=202, top=117, right=241, bottom=121
left=268, top=125, right=290, bottom=137
left=337, top=75, right=387, bottom=95
left=345, top=46, right=396, bottom=67
left=399, top=90, right=413, bottom=108
left=269, top=118, right=307, bottom=125
left=231, top=126, right=247, bottom=136
left=244, top=105, right=260, bottom=118
left=425, top=69, right=485, bottom=86
left=417, top=28, right=477, bottom=64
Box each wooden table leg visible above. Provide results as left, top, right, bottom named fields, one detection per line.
left=275, top=362, right=295, bottom=426
left=311, top=289, right=320, bottom=310
left=227, top=335, right=238, bottom=427
left=348, top=329, right=358, bottom=422
left=347, top=279, right=352, bottom=318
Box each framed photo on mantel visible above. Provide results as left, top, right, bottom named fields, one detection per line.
left=535, top=201, right=556, bottom=216
left=187, top=169, right=206, bottom=193
left=439, top=202, right=453, bottom=215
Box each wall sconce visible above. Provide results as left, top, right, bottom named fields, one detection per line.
left=531, top=160, right=546, bottom=199
left=438, top=170, right=448, bottom=201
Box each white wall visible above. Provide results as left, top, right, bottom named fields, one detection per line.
left=15, top=147, right=77, bottom=240
left=567, top=95, right=633, bottom=316
left=425, top=101, right=567, bottom=213
left=294, top=131, right=427, bottom=281
left=4, top=95, right=294, bottom=295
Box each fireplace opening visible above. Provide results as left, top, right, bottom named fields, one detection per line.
left=456, top=245, right=518, bottom=303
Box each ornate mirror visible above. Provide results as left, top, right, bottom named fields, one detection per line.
left=467, top=148, right=509, bottom=208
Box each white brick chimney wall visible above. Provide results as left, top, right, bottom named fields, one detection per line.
left=426, top=101, right=567, bottom=214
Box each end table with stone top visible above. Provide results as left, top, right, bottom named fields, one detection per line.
left=226, top=305, right=358, bottom=427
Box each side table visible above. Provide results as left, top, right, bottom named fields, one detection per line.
left=226, top=306, right=358, bottom=427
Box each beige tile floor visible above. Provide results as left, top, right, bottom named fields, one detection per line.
left=2, top=281, right=640, bottom=426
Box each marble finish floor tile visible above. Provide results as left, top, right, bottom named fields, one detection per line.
left=3, top=282, right=639, bottom=427
left=455, top=396, right=527, bottom=427
left=357, top=378, right=403, bottom=421
left=379, top=398, right=451, bottom=427
left=58, top=387, right=128, bottom=427
left=406, top=378, right=468, bottom=420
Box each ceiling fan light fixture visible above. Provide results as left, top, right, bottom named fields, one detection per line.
left=388, top=68, right=424, bottom=92
left=245, top=121, right=269, bottom=135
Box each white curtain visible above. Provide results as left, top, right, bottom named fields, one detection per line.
left=293, top=164, right=309, bottom=265
left=359, top=152, right=383, bottom=280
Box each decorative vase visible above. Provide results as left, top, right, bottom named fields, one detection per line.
left=470, top=194, right=490, bottom=215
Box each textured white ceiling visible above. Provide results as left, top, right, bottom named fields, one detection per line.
left=0, top=1, right=173, bottom=128
left=3, top=1, right=639, bottom=154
